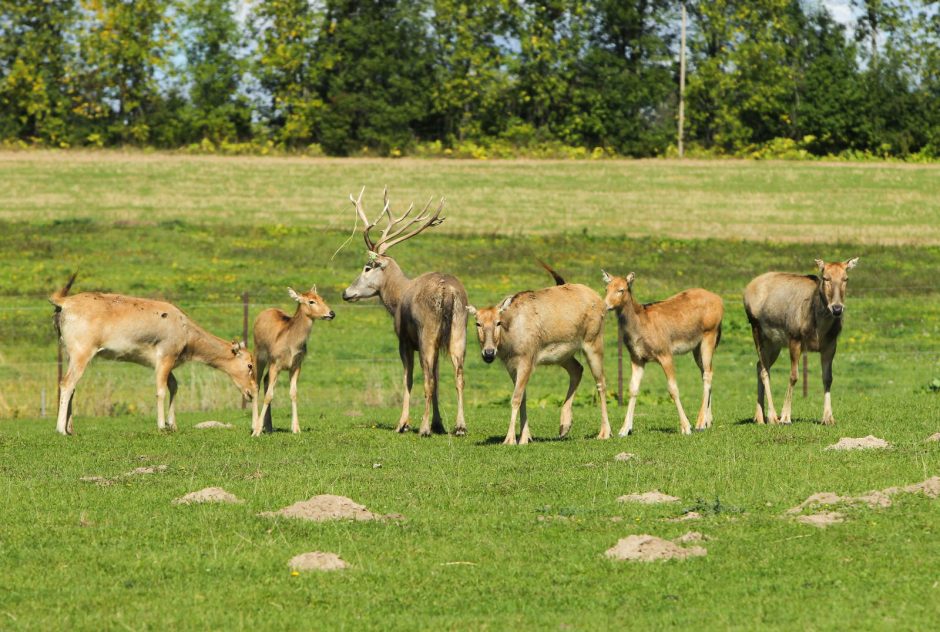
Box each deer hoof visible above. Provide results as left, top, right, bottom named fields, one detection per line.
left=502, top=436, right=517, bottom=446
left=397, top=424, right=411, bottom=433
left=419, top=429, right=432, bottom=438
left=454, top=427, right=466, bottom=437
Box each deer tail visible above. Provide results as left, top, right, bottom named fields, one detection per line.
left=537, top=259, right=566, bottom=285
left=50, top=272, right=78, bottom=307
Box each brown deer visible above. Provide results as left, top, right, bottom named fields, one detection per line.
left=743, top=258, right=859, bottom=425
left=49, top=274, right=256, bottom=435
left=602, top=271, right=723, bottom=436
left=341, top=188, right=468, bottom=437
left=251, top=285, right=335, bottom=436
left=467, top=266, right=612, bottom=445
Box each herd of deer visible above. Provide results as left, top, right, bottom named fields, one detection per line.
left=48, top=188, right=859, bottom=444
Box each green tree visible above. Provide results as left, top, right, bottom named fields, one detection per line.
left=73, top=0, right=177, bottom=144
left=0, top=0, right=77, bottom=145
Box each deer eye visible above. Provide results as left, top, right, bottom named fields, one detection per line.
left=618, top=289, right=625, bottom=294
left=475, top=322, right=482, bottom=328
left=308, top=300, right=316, bottom=305
left=496, top=321, right=503, bottom=327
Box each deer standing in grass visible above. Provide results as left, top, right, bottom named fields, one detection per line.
left=341, top=188, right=468, bottom=437
left=743, top=258, right=859, bottom=426
left=467, top=264, right=612, bottom=445
left=602, top=271, right=723, bottom=436
left=49, top=274, right=256, bottom=435
left=251, top=286, right=335, bottom=436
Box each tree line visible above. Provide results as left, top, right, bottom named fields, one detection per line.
left=1, top=0, right=938, bottom=158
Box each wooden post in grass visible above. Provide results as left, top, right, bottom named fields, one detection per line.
left=241, top=291, right=249, bottom=409
left=802, top=352, right=808, bottom=397
left=617, top=329, right=624, bottom=406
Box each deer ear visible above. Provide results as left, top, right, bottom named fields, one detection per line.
left=288, top=287, right=302, bottom=302
left=498, top=296, right=513, bottom=313
left=626, top=272, right=636, bottom=287
left=466, top=305, right=477, bottom=316
left=231, top=339, right=242, bottom=356
left=814, top=259, right=825, bottom=273
left=601, top=269, right=612, bottom=284
left=311, top=284, right=317, bottom=294
left=845, top=257, right=859, bottom=270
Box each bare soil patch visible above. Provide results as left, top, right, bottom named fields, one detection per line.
left=79, top=476, right=113, bottom=486
left=80, top=464, right=168, bottom=486
left=605, top=535, right=706, bottom=562
left=614, top=452, right=635, bottom=462
left=173, top=487, right=242, bottom=505
left=617, top=491, right=679, bottom=504
left=261, top=494, right=399, bottom=522
left=666, top=511, right=702, bottom=523
left=926, top=433, right=940, bottom=443
left=787, top=477, right=940, bottom=522
left=825, top=436, right=891, bottom=451
left=795, top=512, right=845, bottom=527
left=195, top=421, right=234, bottom=429
left=126, top=464, right=168, bottom=476
left=675, top=531, right=709, bottom=543
left=288, top=551, right=348, bottom=572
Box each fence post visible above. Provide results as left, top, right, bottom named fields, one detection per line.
left=242, top=291, right=249, bottom=410
left=41, top=387, right=46, bottom=418
left=802, top=352, right=808, bottom=397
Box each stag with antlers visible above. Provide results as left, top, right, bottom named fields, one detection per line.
left=342, top=188, right=468, bottom=437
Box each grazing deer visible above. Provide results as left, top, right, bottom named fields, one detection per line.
left=251, top=285, right=335, bottom=436
left=49, top=274, right=255, bottom=435
left=467, top=266, right=612, bottom=445
left=743, top=258, right=859, bottom=425
left=341, top=188, right=468, bottom=437
left=602, top=271, right=723, bottom=436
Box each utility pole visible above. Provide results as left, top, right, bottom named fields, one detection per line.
left=678, top=3, right=687, bottom=158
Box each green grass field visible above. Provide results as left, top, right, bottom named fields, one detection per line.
left=1, top=152, right=939, bottom=630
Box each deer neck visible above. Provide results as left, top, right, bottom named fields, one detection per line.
left=617, top=291, right=646, bottom=336
left=186, top=325, right=238, bottom=374
left=377, top=258, right=410, bottom=316
left=287, top=306, right=315, bottom=344
left=811, top=284, right=840, bottom=338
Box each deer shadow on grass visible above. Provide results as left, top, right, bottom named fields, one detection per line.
left=476, top=434, right=570, bottom=446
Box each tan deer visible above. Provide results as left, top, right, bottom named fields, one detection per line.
left=341, top=188, right=468, bottom=437
left=251, top=285, right=335, bottom=436
left=467, top=266, right=612, bottom=445
left=743, top=257, right=859, bottom=426
left=602, top=271, right=723, bottom=436
left=49, top=274, right=256, bottom=435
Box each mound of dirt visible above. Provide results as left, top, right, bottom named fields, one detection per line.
left=617, top=491, right=679, bottom=504
left=605, top=535, right=706, bottom=562
left=126, top=464, right=168, bottom=476
left=79, top=476, right=114, bottom=486
left=675, top=531, right=709, bottom=543
left=614, top=452, right=635, bottom=462
left=825, top=436, right=891, bottom=451
left=195, top=421, right=234, bottom=429
left=173, top=487, right=242, bottom=505
left=795, top=511, right=844, bottom=527
left=261, top=494, right=397, bottom=522
left=288, top=551, right=348, bottom=572
left=786, top=476, right=940, bottom=521
left=666, top=511, right=702, bottom=523
left=926, top=433, right=940, bottom=443
left=344, top=410, right=363, bottom=417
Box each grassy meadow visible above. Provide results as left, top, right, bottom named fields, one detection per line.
left=0, top=151, right=939, bottom=629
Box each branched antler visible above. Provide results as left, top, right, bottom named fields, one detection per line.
left=349, top=186, right=446, bottom=255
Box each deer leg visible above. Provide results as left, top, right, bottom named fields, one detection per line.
left=506, top=361, right=533, bottom=445
left=619, top=361, right=645, bottom=437
left=289, top=363, right=302, bottom=434
left=449, top=329, right=467, bottom=436
left=56, top=347, right=93, bottom=435
left=693, top=333, right=716, bottom=431
left=251, top=359, right=266, bottom=432
left=780, top=339, right=801, bottom=425
left=820, top=343, right=836, bottom=425
left=155, top=357, right=175, bottom=431
left=430, top=358, right=446, bottom=435
left=253, top=365, right=279, bottom=437
left=582, top=340, right=611, bottom=440
left=659, top=355, right=691, bottom=435
left=558, top=357, right=583, bottom=438
left=418, top=347, right=438, bottom=437
left=396, top=342, right=414, bottom=433
left=751, top=324, right=780, bottom=424
left=166, top=372, right=178, bottom=430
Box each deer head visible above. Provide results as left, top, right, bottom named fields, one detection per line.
left=601, top=270, right=636, bottom=311
left=342, top=187, right=446, bottom=302
left=228, top=339, right=256, bottom=400
left=814, top=257, right=859, bottom=318
left=466, top=296, right=512, bottom=363
left=288, top=285, right=335, bottom=320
